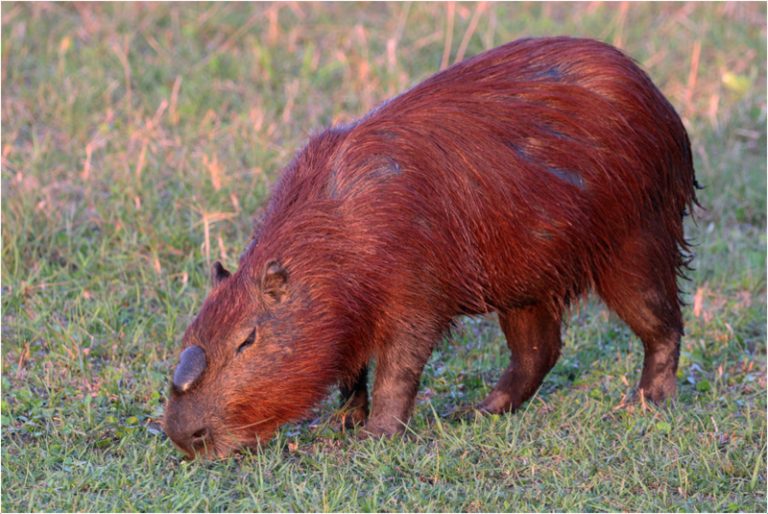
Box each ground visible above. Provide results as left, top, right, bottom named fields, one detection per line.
left=2, top=2, right=766, bottom=511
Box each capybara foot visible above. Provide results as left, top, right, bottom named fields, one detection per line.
left=636, top=376, right=677, bottom=405
left=476, top=390, right=515, bottom=414
left=359, top=419, right=405, bottom=439
left=334, top=405, right=368, bottom=431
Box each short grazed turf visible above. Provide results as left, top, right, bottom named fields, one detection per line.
left=2, top=2, right=765, bottom=512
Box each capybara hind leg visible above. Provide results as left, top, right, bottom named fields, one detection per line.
left=478, top=305, right=562, bottom=413
left=338, top=365, right=369, bottom=428
left=597, top=235, right=683, bottom=403
left=364, top=329, right=439, bottom=437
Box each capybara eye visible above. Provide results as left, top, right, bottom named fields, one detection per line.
left=237, top=329, right=256, bottom=354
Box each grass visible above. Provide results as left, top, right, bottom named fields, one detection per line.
left=1, top=2, right=765, bottom=512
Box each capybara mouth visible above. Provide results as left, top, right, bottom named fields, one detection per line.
left=165, top=422, right=275, bottom=460
left=168, top=433, right=238, bottom=460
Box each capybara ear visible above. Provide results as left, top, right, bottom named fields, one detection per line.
left=261, top=260, right=288, bottom=303
left=211, top=261, right=231, bottom=287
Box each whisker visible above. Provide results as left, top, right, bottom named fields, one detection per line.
left=228, top=417, right=276, bottom=431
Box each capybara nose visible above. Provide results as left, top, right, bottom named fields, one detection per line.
left=166, top=422, right=213, bottom=456
left=189, top=426, right=212, bottom=451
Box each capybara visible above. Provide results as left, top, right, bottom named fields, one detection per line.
left=164, top=36, right=697, bottom=458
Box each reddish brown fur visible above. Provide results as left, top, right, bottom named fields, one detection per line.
left=164, top=37, right=697, bottom=458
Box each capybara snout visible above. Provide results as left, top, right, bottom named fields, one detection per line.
left=164, top=36, right=697, bottom=458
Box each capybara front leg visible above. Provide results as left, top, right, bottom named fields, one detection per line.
left=597, top=233, right=683, bottom=403
left=364, top=330, right=437, bottom=437
left=338, top=365, right=369, bottom=428
left=478, top=305, right=562, bottom=413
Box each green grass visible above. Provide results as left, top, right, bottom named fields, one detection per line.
left=2, top=2, right=765, bottom=512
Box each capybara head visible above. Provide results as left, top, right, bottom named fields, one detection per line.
left=163, top=257, right=333, bottom=458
